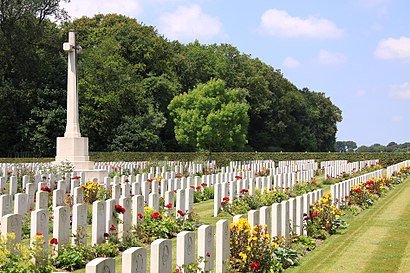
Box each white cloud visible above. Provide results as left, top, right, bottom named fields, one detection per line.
left=158, top=5, right=224, bottom=42
left=283, top=57, right=300, bottom=68
left=259, top=9, right=344, bottom=39
left=375, top=37, right=410, bottom=62
left=391, top=115, right=404, bottom=123
left=61, top=0, right=142, bottom=19
left=317, top=50, right=347, bottom=65
left=355, top=89, right=367, bottom=97
left=390, top=82, right=410, bottom=99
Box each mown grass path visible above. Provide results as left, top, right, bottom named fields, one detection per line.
left=286, top=176, right=410, bottom=273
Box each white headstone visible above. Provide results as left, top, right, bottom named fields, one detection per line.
left=92, top=201, right=106, bottom=245
left=150, top=239, right=172, bottom=273
left=122, top=247, right=147, bottom=273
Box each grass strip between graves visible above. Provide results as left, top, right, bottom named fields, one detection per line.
left=286, top=175, right=410, bottom=273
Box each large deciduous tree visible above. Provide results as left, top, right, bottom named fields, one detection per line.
left=168, top=79, right=249, bottom=152
left=0, top=0, right=67, bottom=156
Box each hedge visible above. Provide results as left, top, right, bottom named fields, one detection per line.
left=2, top=152, right=408, bottom=167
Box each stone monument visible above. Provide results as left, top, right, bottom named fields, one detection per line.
left=53, top=30, right=107, bottom=182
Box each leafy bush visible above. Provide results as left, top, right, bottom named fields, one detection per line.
left=305, top=193, right=347, bottom=239
left=228, top=218, right=278, bottom=273
left=0, top=233, right=54, bottom=273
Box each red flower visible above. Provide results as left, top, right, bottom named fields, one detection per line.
left=104, top=232, right=109, bottom=237
left=196, top=186, right=201, bottom=191
left=164, top=203, right=173, bottom=209
left=115, top=204, right=126, bottom=214
left=179, top=210, right=186, bottom=216
left=42, top=175, right=47, bottom=180
left=250, top=261, right=260, bottom=270
left=221, top=201, right=226, bottom=205
left=124, top=179, right=129, bottom=183
left=147, top=179, right=153, bottom=183
left=152, top=212, right=161, bottom=219
left=311, top=212, right=318, bottom=217
left=240, top=189, right=248, bottom=194
left=201, top=183, right=207, bottom=187
left=71, top=176, right=81, bottom=180
left=173, top=190, right=177, bottom=193
left=235, top=175, right=242, bottom=179
left=137, top=213, right=144, bottom=219
left=345, top=195, right=349, bottom=199
left=110, top=225, right=116, bottom=231
left=36, top=232, right=42, bottom=236
left=40, top=186, right=51, bottom=192
left=223, top=197, right=229, bottom=202
left=50, top=238, right=58, bottom=245
left=190, top=185, right=195, bottom=189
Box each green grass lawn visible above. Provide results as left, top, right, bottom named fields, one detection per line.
left=286, top=175, right=410, bottom=273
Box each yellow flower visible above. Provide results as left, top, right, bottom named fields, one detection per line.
left=239, top=252, right=247, bottom=261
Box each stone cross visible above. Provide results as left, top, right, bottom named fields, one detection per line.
left=63, top=30, right=82, bottom=138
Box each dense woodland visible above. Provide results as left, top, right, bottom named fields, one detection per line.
left=0, top=0, right=343, bottom=157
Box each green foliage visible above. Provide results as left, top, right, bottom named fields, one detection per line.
left=53, top=242, right=119, bottom=271
left=357, top=142, right=410, bottom=152
left=169, top=78, right=249, bottom=152
left=54, top=245, right=86, bottom=271
left=192, top=184, right=214, bottom=203
left=135, top=207, right=197, bottom=243
left=335, top=141, right=358, bottom=152
left=0, top=233, right=55, bottom=273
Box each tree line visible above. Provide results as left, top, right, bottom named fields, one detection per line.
left=0, top=1, right=342, bottom=157
left=336, top=141, right=410, bottom=153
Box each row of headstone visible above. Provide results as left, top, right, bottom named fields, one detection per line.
left=97, top=160, right=217, bottom=177
left=386, top=160, right=410, bottom=178
left=359, top=159, right=380, bottom=170
left=323, top=159, right=380, bottom=179
left=213, top=170, right=315, bottom=216
left=320, top=160, right=348, bottom=169
left=85, top=220, right=229, bottom=273
left=324, top=161, right=359, bottom=178
left=330, top=169, right=384, bottom=207
left=233, top=189, right=323, bottom=238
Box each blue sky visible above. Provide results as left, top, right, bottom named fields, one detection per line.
left=62, top=0, right=410, bottom=147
